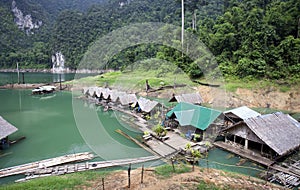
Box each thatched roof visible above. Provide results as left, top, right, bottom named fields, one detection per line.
left=101, top=88, right=111, bottom=99
left=224, top=106, right=261, bottom=120
left=137, top=97, right=159, bottom=113
left=0, top=116, right=18, bottom=139
left=87, top=87, right=97, bottom=97
left=118, top=94, right=138, bottom=106
left=110, top=91, right=126, bottom=102
left=169, top=93, right=203, bottom=105
left=225, top=112, right=300, bottom=156
left=95, top=87, right=104, bottom=98
left=83, top=87, right=89, bottom=95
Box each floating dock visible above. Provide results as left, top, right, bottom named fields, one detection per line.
left=0, top=152, right=94, bottom=178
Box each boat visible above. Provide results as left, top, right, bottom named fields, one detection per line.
left=32, top=85, right=56, bottom=95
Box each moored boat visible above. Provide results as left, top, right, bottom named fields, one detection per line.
left=32, top=85, right=56, bottom=95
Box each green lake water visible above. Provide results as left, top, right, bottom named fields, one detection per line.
left=0, top=89, right=155, bottom=184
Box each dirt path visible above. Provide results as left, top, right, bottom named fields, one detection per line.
left=80, top=167, right=286, bottom=190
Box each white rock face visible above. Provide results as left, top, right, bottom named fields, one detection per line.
left=11, top=0, right=42, bottom=34
left=52, top=52, right=66, bottom=73
left=119, top=0, right=132, bottom=8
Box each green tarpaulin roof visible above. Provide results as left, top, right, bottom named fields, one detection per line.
left=166, top=102, right=221, bottom=130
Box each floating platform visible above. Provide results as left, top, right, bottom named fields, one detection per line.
left=0, top=152, right=94, bottom=178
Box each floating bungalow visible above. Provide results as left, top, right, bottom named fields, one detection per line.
left=0, top=116, right=18, bottom=149
left=117, top=94, right=138, bottom=107
left=169, top=93, right=203, bottom=105
left=166, top=102, right=221, bottom=141
left=109, top=91, right=126, bottom=103
left=219, top=112, right=300, bottom=160
left=135, top=97, right=160, bottom=114
left=223, top=106, right=261, bottom=127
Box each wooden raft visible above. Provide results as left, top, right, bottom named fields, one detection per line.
left=0, top=152, right=94, bottom=178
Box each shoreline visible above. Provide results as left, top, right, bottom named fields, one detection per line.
left=0, top=68, right=112, bottom=74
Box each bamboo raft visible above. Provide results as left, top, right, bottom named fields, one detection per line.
left=16, top=155, right=160, bottom=182
left=0, top=152, right=94, bottom=178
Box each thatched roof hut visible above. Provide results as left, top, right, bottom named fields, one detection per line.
left=136, top=97, right=159, bottom=113
left=169, top=93, right=203, bottom=105
left=223, top=112, right=300, bottom=156
left=117, top=94, right=138, bottom=106
left=95, top=87, right=105, bottom=98
left=101, top=88, right=112, bottom=100
left=109, top=91, right=126, bottom=102
left=82, top=87, right=89, bottom=95
left=0, top=116, right=18, bottom=140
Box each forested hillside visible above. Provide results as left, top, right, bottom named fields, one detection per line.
left=0, top=0, right=299, bottom=80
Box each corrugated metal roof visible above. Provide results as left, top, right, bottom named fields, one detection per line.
left=224, top=106, right=261, bottom=120
left=0, top=116, right=18, bottom=139
left=244, top=112, right=300, bottom=156
left=137, top=97, right=159, bottom=113
left=118, top=94, right=137, bottom=106
left=170, top=93, right=203, bottom=105
left=167, top=102, right=221, bottom=130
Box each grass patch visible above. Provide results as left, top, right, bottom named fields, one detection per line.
left=279, top=85, right=290, bottom=92
left=155, top=163, right=191, bottom=178
left=197, top=180, right=230, bottom=190
left=0, top=171, right=109, bottom=190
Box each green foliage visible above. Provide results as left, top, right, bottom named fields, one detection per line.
left=152, top=124, right=166, bottom=137
left=155, top=164, right=191, bottom=177
left=199, top=0, right=300, bottom=80
left=0, top=171, right=108, bottom=190
left=1, top=0, right=300, bottom=82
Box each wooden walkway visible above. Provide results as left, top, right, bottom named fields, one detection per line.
left=0, top=152, right=94, bottom=178
left=16, top=156, right=160, bottom=182
left=214, top=141, right=300, bottom=179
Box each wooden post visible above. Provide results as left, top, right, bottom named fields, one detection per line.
left=102, top=178, right=105, bottom=190
left=141, top=165, right=144, bottom=184
left=17, top=62, right=20, bottom=84
left=59, top=74, right=62, bottom=90
left=22, top=72, right=25, bottom=84
left=171, top=158, right=175, bottom=172
left=192, top=157, right=195, bottom=171
left=244, top=139, right=248, bottom=150
left=128, top=163, right=131, bottom=188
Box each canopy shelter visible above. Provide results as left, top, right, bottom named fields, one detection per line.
left=0, top=116, right=18, bottom=140
left=166, top=102, right=221, bottom=131
left=222, top=112, right=300, bottom=157
left=169, top=93, right=203, bottom=105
